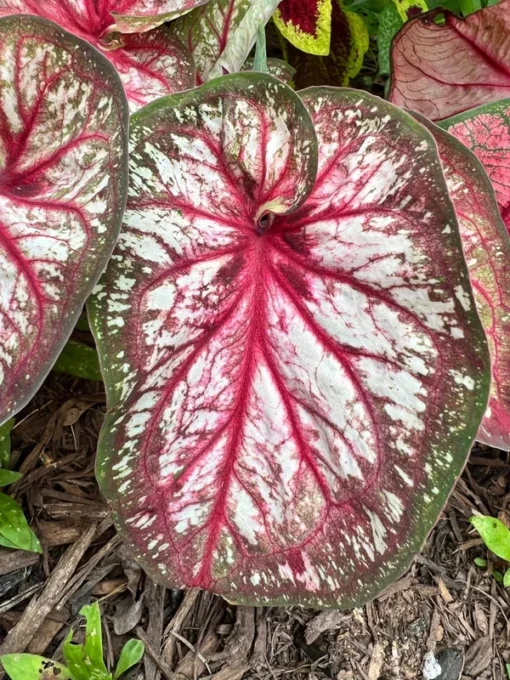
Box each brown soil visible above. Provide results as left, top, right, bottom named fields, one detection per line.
left=0, top=372, right=509, bottom=680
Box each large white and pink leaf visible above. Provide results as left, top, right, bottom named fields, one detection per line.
left=173, top=0, right=280, bottom=83
left=0, top=1, right=195, bottom=110
left=415, top=114, right=510, bottom=450
left=90, top=74, right=489, bottom=607
left=0, top=15, right=128, bottom=424
left=389, top=2, right=510, bottom=121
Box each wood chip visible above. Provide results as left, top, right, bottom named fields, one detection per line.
left=464, top=636, right=492, bottom=676
left=0, top=524, right=96, bottom=659
left=368, top=642, right=385, bottom=680
left=137, top=626, right=177, bottom=680
left=0, top=548, right=39, bottom=576
left=305, top=610, right=348, bottom=644
left=437, top=578, right=454, bottom=604
left=162, top=589, right=200, bottom=665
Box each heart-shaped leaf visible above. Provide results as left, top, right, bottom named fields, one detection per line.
left=273, top=0, right=332, bottom=56
left=0, top=2, right=195, bottom=110
left=389, top=2, right=510, bottom=121
left=0, top=15, right=128, bottom=426
left=91, top=74, right=489, bottom=608
left=416, top=115, right=510, bottom=450
left=174, top=0, right=280, bottom=83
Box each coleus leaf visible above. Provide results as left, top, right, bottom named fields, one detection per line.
left=284, top=0, right=368, bottom=88
left=273, top=0, right=332, bottom=55
left=174, top=0, right=280, bottom=84
left=389, top=2, right=510, bottom=121
left=414, top=115, right=510, bottom=450
left=0, top=2, right=195, bottom=110
left=0, top=15, right=128, bottom=426
left=90, top=73, right=489, bottom=608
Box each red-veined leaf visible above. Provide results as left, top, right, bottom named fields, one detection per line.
left=110, top=0, right=209, bottom=33
left=439, top=101, right=510, bottom=233
left=414, top=114, right=510, bottom=450
left=0, top=15, right=128, bottom=426
left=174, top=0, right=280, bottom=84
left=389, top=2, right=510, bottom=121
left=90, top=74, right=489, bottom=608
left=284, top=0, right=368, bottom=88
left=273, top=0, right=332, bottom=56
left=0, top=1, right=195, bottom=110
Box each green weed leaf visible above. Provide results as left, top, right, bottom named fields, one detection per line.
left=53, top=340, right=102, bottom=382
left=1, top=654, right=71, bottom=680
left=0, top=493, right=41, bottom=553
left=0, top=419, right=14, bottom=469
left=0, top=470, right=22, bottom=487
left=63, top=602, right=109, bottom=680
left=113, top=640, right=145, bottom=679
left=504, top=568, right=510, bottom=588
left=470, top=516, right=510, bottom=562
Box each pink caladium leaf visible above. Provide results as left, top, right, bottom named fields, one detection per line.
left=0, top=1, right=195, bottom=110
left=439, top=101, right=510, bottom=233
left=90, top=74, right=489, bottom=607
left=0, top=15, right=128, bottom=425
left=414, top=114, right=510, bottom=450
left=389, top=2, right=510, bottom=121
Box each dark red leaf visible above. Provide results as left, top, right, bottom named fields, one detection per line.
left=389, top=3, right=510, bottom=121
left=91, top=75, right=489, bottom=607
left=0, top=15, right=128, bottom=424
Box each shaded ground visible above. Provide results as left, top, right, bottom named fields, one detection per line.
left=0, top=373, right=509, bottom=680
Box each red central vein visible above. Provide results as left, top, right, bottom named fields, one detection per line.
left=194, top=239, right=266, bottom=585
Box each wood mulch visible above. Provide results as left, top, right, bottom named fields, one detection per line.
left=0, top=373, right=509, bottom=680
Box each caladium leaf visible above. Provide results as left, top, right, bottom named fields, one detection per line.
left=0, top=15, right=128, bottom=426
left=389, top=2, right=510, bottom=121
left=439, top=100, right=510, bottom=234
left=284, top=0, right=368, bottom=88
left=174, top=0, right=280, bottom=83
left=414, top=115, right=510, bottom=450
left=110, top=0, right=209, bottom=33
left=0, top=2, right=195, bottom=110
left=91, top=74, right=489, bottom=608
left=273, top=0, right=332, bottom=55
left=243, top=58, right=296, bottom=86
